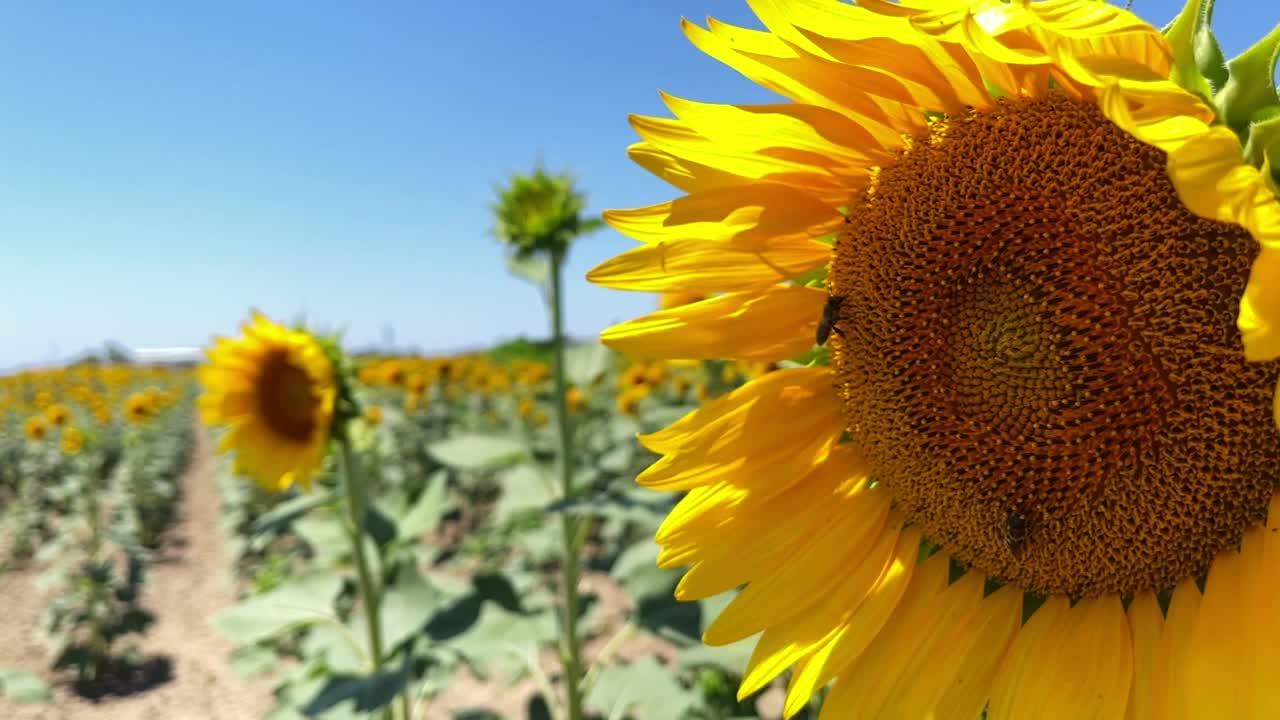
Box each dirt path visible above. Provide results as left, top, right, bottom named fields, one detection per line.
left=0, top=419, right=275, bottom=720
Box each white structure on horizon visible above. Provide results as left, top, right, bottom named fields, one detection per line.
left=133, top=347, right=203, bottom=364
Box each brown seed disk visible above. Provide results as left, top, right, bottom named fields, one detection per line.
left=257, top=349, right=319, bottom=443
left=828, top=92, right=1280, bottom=598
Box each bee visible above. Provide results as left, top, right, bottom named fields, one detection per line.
left=816, top=294, right=847, bottom=347
left=1003, top=509, right=1030, bottom=555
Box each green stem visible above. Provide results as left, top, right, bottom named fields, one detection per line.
left=337, top=431, right=397, bottom=720
left=548, top=247, right=584, bottom=720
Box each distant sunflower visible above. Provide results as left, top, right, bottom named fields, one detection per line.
left=61, top=427, right=84, bottom=455
left=198, top=311, right=337, bottom=493
left=44, top=403, right=70, bottom=427
left=124, top=392, right=154, bottom=424
left=24, top=416, right=48, bottom=442
left=589, top=0, right=1280, bottom=716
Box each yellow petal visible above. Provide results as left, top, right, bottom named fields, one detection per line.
left=601, top=183, right=842, bottom=246
left=1153, top=578, right=1202, bottom=720
left=1125, top=591, right=1165, bottom=720
left=988, top=597, right=1073, bottom=719
left=703, top=488, right=892, bottom=647
left=586, top=236, right=830, bottom=294
left=783, top=528, right=923, bottom=718
left=601, top=285, right=827, bottom=362
left=635, top=367, right=844, bottom=490
left=816, top=550, right=950, bottom=718
left=735, top=521, right=901, bottom=698
left=1184, top=540, right=1250, bottom=717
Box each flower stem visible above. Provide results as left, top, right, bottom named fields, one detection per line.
left=337, top=430, right=396, bottom=720
left=548, top=247, right=584, bottom=720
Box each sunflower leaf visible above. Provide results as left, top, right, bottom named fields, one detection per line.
left=1216, top=22, right=1280, bottom=135
left=1162, top=0, right=1218, bottom=102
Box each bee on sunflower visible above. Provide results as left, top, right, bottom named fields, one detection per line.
left=589, top=0, right=1280, bottom=716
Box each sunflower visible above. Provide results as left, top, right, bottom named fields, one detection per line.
left=61, top=427, right=84, bottom=455
left=124, top=392, right=155, bottom=424
left=44, top=402, right=70, bottom=427
left=198, top=311, right=337, bottom=493
left=364, top=405, right=383, bottom=427
left=589, top=0, right=1280, bottom=716
left=23, top=416, right=48, bottom=442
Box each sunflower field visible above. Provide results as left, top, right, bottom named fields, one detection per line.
left=6, top=0, right=1280, bottom=718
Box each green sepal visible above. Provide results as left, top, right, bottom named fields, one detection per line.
left=1243, top=106, right=1280, bottom=188
left=1162, top=0, right=1222, bottom=102
left=1215, top=23, right=1280, bottom=136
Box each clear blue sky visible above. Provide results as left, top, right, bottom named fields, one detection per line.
left=0, top=0, right=1271, bottom=369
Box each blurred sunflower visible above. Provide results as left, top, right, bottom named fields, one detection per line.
left=589, top=0, right=1280, bottom=716
left=61, top=427, right=84, bottom=455
left=364, top=405, right=383, bottom=426
left=44, top=402, right=70, bottom=427
left=124, top=392, right=154, bottom=424
left=198, top=311, right=337, bottom=493
left=24, top=416, right=48, bottom=442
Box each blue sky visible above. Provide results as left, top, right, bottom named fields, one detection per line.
left=0, top=0, right=1271, bottom=369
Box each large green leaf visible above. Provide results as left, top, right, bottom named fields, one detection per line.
left=394, top=474, right=453, bottom=538
left=447, top=604, right=558, bottom=684
left=378, top=564, right=446, bottom=653
left=584, top=656, right=697, bottom=720
left=427, top=434, right=530, bottom=471
left=492, top=463, right=557, bottom=524
left=293, top=510, right=350, bottom=565
left=211, top=570, right=344, bottom=646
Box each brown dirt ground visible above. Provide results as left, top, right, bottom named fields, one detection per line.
left=0, top=421, right=275, bottom=720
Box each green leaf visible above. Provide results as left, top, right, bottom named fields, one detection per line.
left=302, top=622, right=365, bottom=673
left=564, top=341, right=613, bottom=387
left=229, top=645, right=280, bottom=679
left=584, top=656, right=697, bottom=720
left=211, top=570, right=343, bottom=645
left=378, top=564, right=445, bottom=653
left=395, top=474, right=452, bottom=538
left=505, top=252, right=550, bottom=290
left=1163, top=0, right=1218, bottom=101
left=300, top=668, right=409, bottom=716
left=447, top=604, right=558, bottom=684
left=0, top=668, right=51, bottom=703
left=249, top=490, right=335, bottom=535
left=426, top=433, right=530, bottom=471
left=293, top=510, right=350, bottom=565
left=1216, top=22, right=1280, bottom=134
left=492, top=463, right=557, bottom=524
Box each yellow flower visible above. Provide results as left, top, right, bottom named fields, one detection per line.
left=61, top=427, right=84, bottom=455
left=33, top=390, right=52, bottom=410
left=566, top=386, right=586, bottom=414
left=407, top=372, right=429, bottom=396
left=616, top=384, right=650, bottom=417
left=364, top=406, right=383, bottom=426
left=24, top=416, right=48, bottom=442
left=44, top=403, right=70, bottom=427
left=517, top=397, right=536, bottom=419
left=124, top=392, right=155, bottom=424
left=198, top=311, right=337, bottom=493
left=618, top=362, right=650, bottom=390
left=589, top=1, right=1280, bottom=716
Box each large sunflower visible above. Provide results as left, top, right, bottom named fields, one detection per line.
left=589, top=0, right=1280, bottom=716
left=198, top=311, right=337, bottom=493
